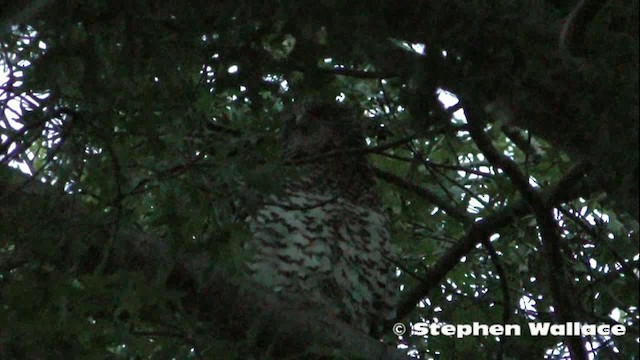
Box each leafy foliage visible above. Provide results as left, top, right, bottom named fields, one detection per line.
left=0, top=1, right=638, bottom=359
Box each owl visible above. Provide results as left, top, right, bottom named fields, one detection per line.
left=248, top=103, right=396, bottom=333
left=246, top=102, right=396, bottom=335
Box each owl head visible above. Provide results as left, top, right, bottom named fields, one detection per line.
left=282, top=102, right=364, bottom=160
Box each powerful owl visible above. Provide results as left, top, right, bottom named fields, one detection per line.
left=247, top=102, right=396, bottom=334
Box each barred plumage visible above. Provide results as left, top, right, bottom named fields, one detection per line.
left=247, top=103, right=396, bottom=334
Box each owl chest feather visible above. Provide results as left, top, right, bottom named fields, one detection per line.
left=248, top=163, right=396, bottom=332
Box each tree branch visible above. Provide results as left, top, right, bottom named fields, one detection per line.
left=395, top=160, right=593, bottom=323
left=371, top=166, right=472, bottom=224
left=0, top=167, right=409, bottom=360
left=559, top=0, right=607, bottom=61
left=464, top=99, right=588, bottom=360
left=289, top=134, right=419, bottom=165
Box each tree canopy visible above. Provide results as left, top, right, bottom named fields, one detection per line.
left=0, top=1, right=638, bottom=359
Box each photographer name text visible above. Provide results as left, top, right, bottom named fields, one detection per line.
left=392, top=322, right=627, bottom=338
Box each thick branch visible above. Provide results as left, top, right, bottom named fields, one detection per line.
left=0, top=167, right=408, bottom=360
left=559, top=0, right=607, bottom=61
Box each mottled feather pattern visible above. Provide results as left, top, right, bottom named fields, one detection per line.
left=247, top=104, right=396, bottom=334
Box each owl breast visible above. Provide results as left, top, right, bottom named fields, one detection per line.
left=247, top=174, right=396, bottom=334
